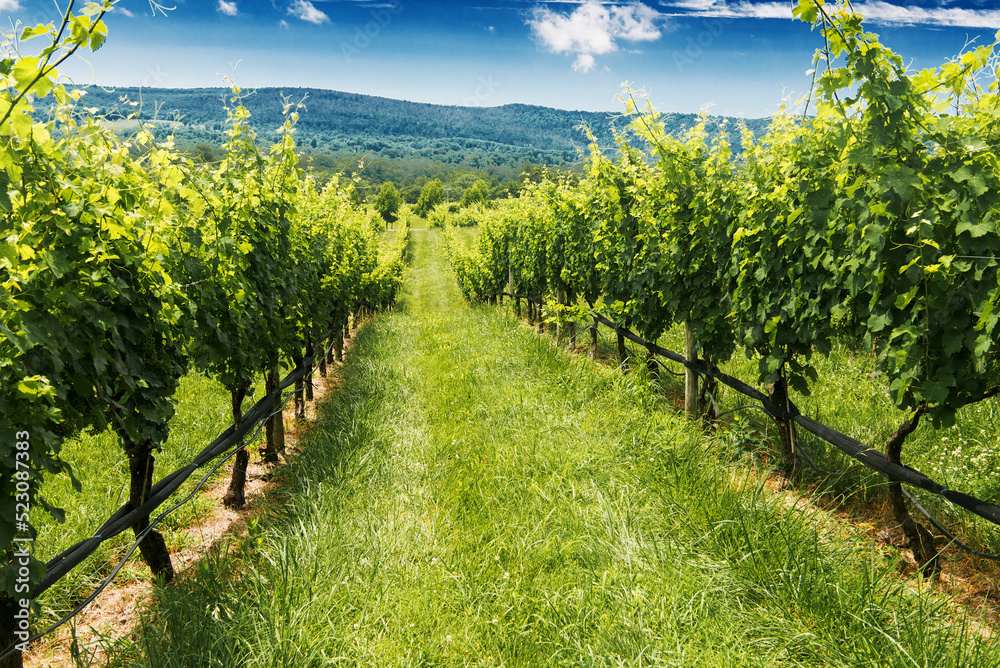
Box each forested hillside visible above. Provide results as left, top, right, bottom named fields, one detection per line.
left=47, top=86, right=769, bottom=169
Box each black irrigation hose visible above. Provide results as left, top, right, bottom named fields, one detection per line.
left=33, top=322, right=342, bottom=596
left=715, top=403, right=771, bottom=420
left=712, top=402, right=846, bottom=478
left=791, top=434, right=848, bottom=479
left=0, top=323, right=350, bottom=660
left=592, top=325, right=614, bottom=346
left=901, top=488, right=1000, bottom=561
left=497, top=292, right=1000, bottom=536
left=0, top=378, right=306, bottom=662
left=513, top=296, right=678, bottom=378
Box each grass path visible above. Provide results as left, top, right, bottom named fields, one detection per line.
left=103, top=230, right=998, bottom=667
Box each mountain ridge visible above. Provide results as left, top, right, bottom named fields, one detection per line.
left=53, top=85, right=771, bottom=169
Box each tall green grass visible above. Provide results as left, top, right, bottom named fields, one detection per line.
left=31, top=370, right=273, bottom=623
left=597, top=318, right=1000, bottom=560
left=35, top=219, right=412, bottom=622
left=444, top=197, right=1000, bottom=562
left=99, top=229, right=999, bottom=667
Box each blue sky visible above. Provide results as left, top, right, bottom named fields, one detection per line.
left=3, top=0, right=1000, bottom=116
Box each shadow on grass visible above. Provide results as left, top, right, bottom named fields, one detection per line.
left=91, top=318, right=394, bottom=667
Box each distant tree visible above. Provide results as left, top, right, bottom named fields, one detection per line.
left=460, top=179, right=490, bottom=208
left=447, top=172, right=479, bottom=189
left=192, top=143, right=220, bottom=164
left=374, top=181, right=403, bottom=228
left=402, top=184, right=422, bottom=204
left=519, top=163, right=551, bottom=186
left=414, top=179, right=446, bottom=218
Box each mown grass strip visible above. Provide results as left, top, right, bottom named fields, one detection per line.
left=100, top=230, right=999, bottom=668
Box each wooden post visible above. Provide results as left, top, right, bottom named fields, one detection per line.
left=292, top=352, right=305, bottom=421
left=537, top=296, right=545, bottom=335
left=305, top=335, right=314, bottom=402
left=886, top=407, right=939, bottom=576
left=567, top=289, right=576, bottom=349
left=263, top=365, right=281, bottom=464
left=508, top=266, right=514, bottom=314
left=223, top=386, right=250, bottom=509
left=768, top=371, right=800, bottom=479
left=684, top=321, right=698, bottom=419
left=556, top=288, right=565, bottom=346
left=272, top=365, right=285, bottom=455
left=617, top=330, right=629, bottom=370
left=589, top=317, right=598, bottom=359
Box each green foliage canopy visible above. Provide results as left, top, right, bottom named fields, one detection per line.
left=415, top=178, right=446, bottom=218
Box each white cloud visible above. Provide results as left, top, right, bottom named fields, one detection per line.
left=114, top=5, right=135, bottom=17
left=612, top=3, right=663, bottom=39
left=667, top=0, right=719, bottom=9
left=0, top=0, right=22, bottom=10
left=528, top=0, right=662, bottom=73
left=218, top=1, right=239, bottom=16
left=657, top=1, right=790, bottom=19
left=856, top=1, right=1000, bottom=28
left=288, top=0, right=330, bottom=24
left=574, top=53, right=596, bottom=72
left=659, top=0, right=1000, bottom=28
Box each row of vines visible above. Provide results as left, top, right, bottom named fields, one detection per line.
left=446, top=0, right=1000, bottom=576
left=0, top=2, right=408, bottom=661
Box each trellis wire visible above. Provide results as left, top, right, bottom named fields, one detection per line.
left=500, top=291, right=1000, bottom=553
left=0, top=321, right=348, bottom=661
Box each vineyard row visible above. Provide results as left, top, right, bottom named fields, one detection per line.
left=444, top=0, right=1000, bottom=577
left=0, top=2, right=409, bottom=660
